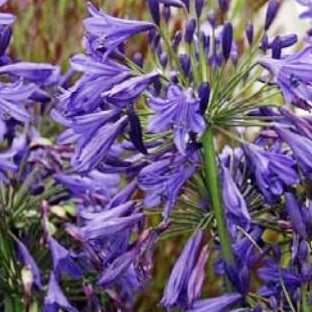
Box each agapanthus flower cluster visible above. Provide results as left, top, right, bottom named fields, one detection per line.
left=1, top=0, right=312, bottom=311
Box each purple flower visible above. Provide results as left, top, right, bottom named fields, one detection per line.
left=62, top=54, right=129, bottom=115
left=49, top=237, right=83, bottom=280
left=0, top=81, right=35, bottom=122
left=138, top=157, right=196, bottom=219
left=148, top=85, right=206, bottom=154
left=102, top=71, right=160, bottom=106
left=258, top=259, right=301, bottom=296
left=97, top=246, right=138, bottom=287
left=0, top=62, right=60, bottom=85
left=219, top=0, right=230, bottom=11
left=187, top=245, right=210, bottom=305
left=72, top=115, right=128, bottom=172
left=187, top=293, right=242, bottom=312
left=243, top=143, right=298, bottom=203
left=285, top=192, right=311, bottom=239
left=245, top=22, right=254, bottom=45
left=222, top=23, right=233, bottom=61
left=275, top=126, right=312, bottom=180
left=43, top=273, right=77, bottom=312
left=15, top=238, right=42, bottom=289
left=221, top=166, right=251, bottom=231
left=260, top=46, right=312, bottom=110
left=161, top=230, right=203, bottom=309
left=84, top=2, right=154, bottom=57
left=265, top=0, right=279, bottom=30
left=79, top=211, right=143, bottom=241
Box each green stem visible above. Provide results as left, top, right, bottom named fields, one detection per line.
left=202, top=126, right=235, bottom=291
left=301, top=283, right=309, bottom=312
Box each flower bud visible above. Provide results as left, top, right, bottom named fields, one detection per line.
left=162, top=5, right=171, bottom=22
left=271, top=35, right=282, bottom=59
left=222, top=22, right=233, bottom=60
left=184, top=18, right=196, bottom=44
left=179, top=54, right=191, bottom=78
left=133, top=52, right=144, bottom=68
left=265, top=0, right=279, bottom=31
left=219, top=0, right=230, bottom=12
left=195, top=0, right=205, bottom=18
left=198, top=82, right=210, bottom=115
left=148, top=0, right=160, bottom=25
left=245, top=22, right=254, bottom=45
left=160, top=52, right=168, bottom=68
left=172, top=30, right=182, bottom=51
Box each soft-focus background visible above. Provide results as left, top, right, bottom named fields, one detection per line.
left=2, top=1, right=310, bottom=310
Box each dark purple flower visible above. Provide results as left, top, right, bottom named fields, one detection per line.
left=187, top=245, right=210, bottom=305
left=185, top=18, right=196, bottom=44
left=285, top=192, right=310, bottom=239
left=15, top=238, right=42, bottom=289
left=138, top=158, right=196, bottom=218
left=245, top=22, right=254, bottom=45
left=97, top=246, right=138, bottom=287
left=243, top=143, right=298, bottom=203
left=198, top=82, right=210, bottom=115
left=179, top=54, right=191, bottom=78
left=221, top=166, right=251, bottom=231
left=265, top=0, right=279, bottom=30
left=275, top=126, right=312, bottom=179
left=222, top=23, right=233, bottom=61
left=43, top=273, right=77, bottom=312
left=102, top=71, right=160, bottom=106
left=258, top=259, right=301, bottom=294
left=49, top=237, right=83, bottom=280
left=187, top=293, right=242, bottom=312
left=0, top=25, right=12, bottom=56
left=147, top=0, right=160, bottom=25
left=72, top=115, right=128, bottom=172
left=195, top=0, right=205, bottom=18
left=219, top=0, right=230, bottom=12
left=172, top=30, right=182, bottom=51
left=84, top=2, right=154, bottom=57
left=148, top=85, right=206, bottom=154
left=260, top=46, right=312, bottom=110
left=161, top=230, right=203, bottom=309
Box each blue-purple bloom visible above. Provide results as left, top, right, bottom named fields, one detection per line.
left=148, top=85, right=206, bottom=154
left=187, top=293, right=242, bottom=312
left=243, top=143, right=298, bottom=203
left=0, top=81, right=34, bottom=123
left=221, top=166, right=251, bottom=232
left=276, top=126, right=312, bottom=180
left=138, top=157, right=196, bottom=219
left=43, top=273, right=77, bottom=312
left=285, top=192, right=311, bottom=239
left=84, top=2, right=154, bottom=57
left=48, top=237, right=83, bottom=279
left=72, top=115, right=128, bottom=172
left=187, top=245, right=210, bottom=305
left=161, top=230, right=203, bottom=309
left=260, top=46, right=312, bottom=110
left=0, top=62, right=60, bottom=85
left=102, top=70, right=160, bottom=106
